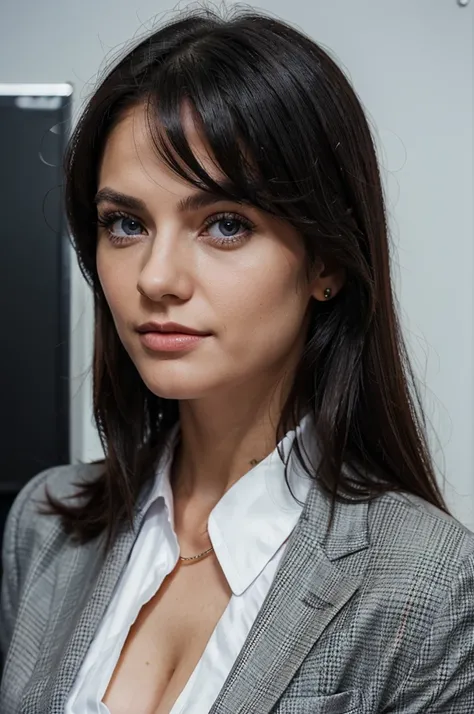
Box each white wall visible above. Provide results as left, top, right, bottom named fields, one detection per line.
left=1, top=0, right=473, bottom=529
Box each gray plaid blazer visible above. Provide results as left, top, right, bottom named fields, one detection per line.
left=1, top=462, right=473, bottom=713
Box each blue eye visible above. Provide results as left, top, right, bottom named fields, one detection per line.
left=97, top=211, right=145, bottom=244
left=203, top=213, right=255, bottom=246
left=114, top=217, right=142, bottom=236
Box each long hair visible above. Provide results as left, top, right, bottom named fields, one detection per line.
left=41, top=6, right=448, bottom=554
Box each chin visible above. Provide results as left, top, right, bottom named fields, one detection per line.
left=139, top=371, right=211, bottom=401
left=126, top=347, right=207, bottom=400
left=148, top=384, right=201, bottom=400
left=130, top=351, right=236, bottom=401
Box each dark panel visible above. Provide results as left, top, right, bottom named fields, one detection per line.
left=0, top=90, right=71, bottom=498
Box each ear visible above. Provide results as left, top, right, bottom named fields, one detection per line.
left=310, top=260, right=346, bottom=302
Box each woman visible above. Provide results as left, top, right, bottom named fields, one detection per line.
left=0, top=7, right=473, bottom=714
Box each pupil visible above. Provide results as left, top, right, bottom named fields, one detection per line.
left=124, top=218, right=139, bottom=234
left=220, top=219, right=238, bottom=236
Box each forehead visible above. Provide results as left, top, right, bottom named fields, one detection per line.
left=98, top=102, right=222, bottom=188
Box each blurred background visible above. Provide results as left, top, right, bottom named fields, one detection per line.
left=0, top=0, right=472, bottom=548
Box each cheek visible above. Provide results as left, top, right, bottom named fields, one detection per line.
left=211, top=255, right=308, bottom=350
left=96, top=247, right=136, bottom=324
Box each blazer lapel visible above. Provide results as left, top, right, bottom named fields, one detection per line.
left=209, top=481, right=370, bottom=714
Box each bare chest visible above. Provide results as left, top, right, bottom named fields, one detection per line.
left=102, top=554, right=232, bottom=714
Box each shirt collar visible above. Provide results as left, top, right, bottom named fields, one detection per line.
left=141, top=414, right=317, bottom=596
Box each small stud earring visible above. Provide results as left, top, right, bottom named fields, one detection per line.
left=323, top=287, right=332, bottom=300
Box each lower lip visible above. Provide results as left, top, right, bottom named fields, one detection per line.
left=138, top=331, right=208, bottom=352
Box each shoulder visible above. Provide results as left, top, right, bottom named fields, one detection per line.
left=360, top=489, right=474, bottom=618
left=3, top=463, right=103, bottom=566
left=8, top=461, right=103, bottom=518
left=369, top=489, right=474, bottom=560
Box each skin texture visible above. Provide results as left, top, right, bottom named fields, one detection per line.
left=96, top=102, right=344, bottom=526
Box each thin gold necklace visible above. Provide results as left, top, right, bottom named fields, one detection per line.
left=178, top=522, right=215, bottom=564
left=179, top=545, right=214, bottom=563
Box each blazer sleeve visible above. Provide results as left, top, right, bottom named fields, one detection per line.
left=385, top=549, right=474, bottom=713
left=0, top=471, right=50, bottom=679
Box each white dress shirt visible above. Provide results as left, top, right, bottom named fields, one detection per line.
left=66, top=416, right=314, bottom=714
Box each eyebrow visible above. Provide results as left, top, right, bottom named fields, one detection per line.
left=94, top=184, right=242, bottom=214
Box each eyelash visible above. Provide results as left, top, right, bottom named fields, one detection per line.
left=96, top=209, right=256, bottom=247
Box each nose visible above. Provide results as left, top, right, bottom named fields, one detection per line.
left=137, top=233, right=193, bottom=303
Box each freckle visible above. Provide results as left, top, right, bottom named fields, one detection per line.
left=145, top=661, right=150, bottom=665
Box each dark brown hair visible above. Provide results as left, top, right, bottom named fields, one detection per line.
left=41, top=6, right=449, bottom=554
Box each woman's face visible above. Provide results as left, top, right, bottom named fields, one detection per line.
left=96, top=103, right=323, bottom=402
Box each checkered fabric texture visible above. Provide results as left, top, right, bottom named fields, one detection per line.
left=1, top=463, right=473, bottom=713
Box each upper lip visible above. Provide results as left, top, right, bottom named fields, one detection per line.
left=136, top=321, right=210, bottom=336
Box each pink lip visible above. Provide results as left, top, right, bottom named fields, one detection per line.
left=136, top=321, right=211, bottom=353
left=136, top=321, right=210, bottom=336
left=138, top=331, right=208, bottom=353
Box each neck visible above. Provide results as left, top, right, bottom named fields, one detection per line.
left=171, top=375, right=298, bottom=510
